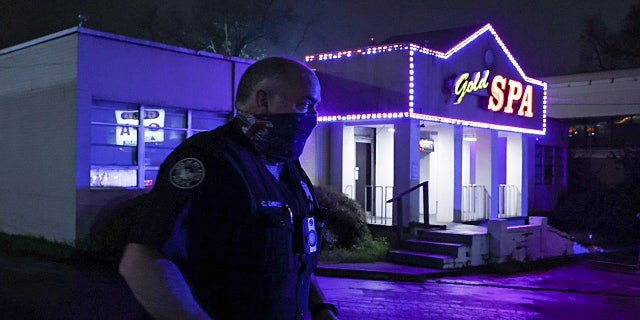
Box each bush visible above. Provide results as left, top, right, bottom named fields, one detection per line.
left=0, top=232, right=76, bottom=259
left=314, top=185, right=369, bottom=249
left=319, top=233, right=390, bottom=263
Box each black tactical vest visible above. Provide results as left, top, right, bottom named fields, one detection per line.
left=158, top=121, right=322, bottom=320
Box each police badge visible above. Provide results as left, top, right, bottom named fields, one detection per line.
left=169, top=157, right=205, bottom=189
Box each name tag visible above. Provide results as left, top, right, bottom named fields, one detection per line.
left=260, top=200, right=283, bottom=208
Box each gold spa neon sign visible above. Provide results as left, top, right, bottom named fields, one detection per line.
left=453, top=70, right=534, bottom=118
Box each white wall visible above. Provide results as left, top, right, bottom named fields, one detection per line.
left=462, top=138, right=471, bottom=186
left=300, top=127, right=320, bottom=185
left=0, top=34, right=79, bottom=242
left=544, top=68, right=640, bottom=119
left=432, top=125, right=455, bottom=221
left=475, top=129, right=493, bottom=195
left=341, top=126, right=355, bottom=198
left=375, top=125, right=394, bottom=217
left=505, top=133, right=523, bottom=189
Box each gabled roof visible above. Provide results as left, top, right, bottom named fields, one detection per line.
left=380, top=24, right=486, bottom=52
left=306, top=23, right=543, bottom=88
left=305, top=23, right=547, bottom=135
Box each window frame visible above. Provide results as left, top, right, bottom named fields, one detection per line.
left=90, top=100, right=227, bottom=189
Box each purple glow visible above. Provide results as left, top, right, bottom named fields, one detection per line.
left=306, top=24, right=547, bottom=135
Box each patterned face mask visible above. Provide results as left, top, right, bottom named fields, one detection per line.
left=237, top=112, right=318, bottom=163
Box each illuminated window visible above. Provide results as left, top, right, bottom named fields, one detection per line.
left=568, top=116, right=640, bottom=149
left=91, top=100, right=227, bottom=189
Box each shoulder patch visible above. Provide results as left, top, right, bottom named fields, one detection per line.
left=169, top=157, right=205, bottom=189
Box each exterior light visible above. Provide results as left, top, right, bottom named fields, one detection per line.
left=463, top=134, right=477, bottom=141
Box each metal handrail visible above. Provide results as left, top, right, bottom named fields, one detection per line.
left=386, top=181, right=429, bottom=203
left=498, top=184, right=521, bottom=218
left=386, top=181, right=430, bottom=241
left=461, top=184, right=490, bottom=221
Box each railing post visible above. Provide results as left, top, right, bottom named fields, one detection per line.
left=396, top=197, right=403, bottom=242
left=422, top=181, right=429, bottom=225
left=386, top=181, right=437, bottom=239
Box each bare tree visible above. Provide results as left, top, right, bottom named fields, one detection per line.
left=579, top=15, right=615, bottom=71
left=142, top=0, right=300, bottom=59
left=618, top=2, right=640, bottom=61
left=0, top=0, right=314, bottom=60
left=580, top=2, right=640, bottom=71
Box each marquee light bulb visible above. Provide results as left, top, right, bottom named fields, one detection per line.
left=307, top=23, right=547, bottom=135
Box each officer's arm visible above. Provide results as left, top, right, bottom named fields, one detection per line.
left=309, top=275, right=339, bottom=320
left=119, top=243, right=212, bottom=320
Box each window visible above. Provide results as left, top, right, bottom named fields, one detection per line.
left=569, top=115, right=640, bottom=149
left=535, top=145, right=564, bottom=186
left=91, top=100, right=227, bottom=188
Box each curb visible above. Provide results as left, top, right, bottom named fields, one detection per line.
left=315, top=255, right=587, bottom=282
left=314, top=263, right=488, bottom=282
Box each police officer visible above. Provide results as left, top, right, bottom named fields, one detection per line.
left=119, top=57, right=338, bottom=320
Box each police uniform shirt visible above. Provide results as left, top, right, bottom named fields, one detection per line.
left=127, top=120, right=319, bottom=320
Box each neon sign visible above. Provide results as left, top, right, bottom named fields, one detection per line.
left=453, top=70, right=490, bottom=104
left=487, top=75, right=533, bottom=117
left=452, top=70, right=534, bottom=118
left=306, top=23, right=547, bottom=135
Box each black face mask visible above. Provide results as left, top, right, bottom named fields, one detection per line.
left=237, top=112, right=318, bottom=163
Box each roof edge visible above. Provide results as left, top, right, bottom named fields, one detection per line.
left=76, top=28, right=254, bottom=64
left=541, top=67, right=640, bottom=84
left=1, top=27, right=255, bottom=64
left=0, top=27, right=78, bottom=55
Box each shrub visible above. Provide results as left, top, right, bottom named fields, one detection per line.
left=319, top=233, right=390, bottom=263
left=314, top=184, right=369, bottom=249
left=0, top=232, right=75, bottom=259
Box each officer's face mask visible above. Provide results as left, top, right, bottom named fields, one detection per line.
left=237, top=112, right=317, bottom=163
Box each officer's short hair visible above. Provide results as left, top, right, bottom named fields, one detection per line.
left=235, top=57, right=310, bottom=110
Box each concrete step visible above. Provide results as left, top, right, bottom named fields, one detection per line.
left=402, top=239, right=466, bottom=257
left=416, top=229, right=474, bottom=245
left=387, top=250, right=454, bottom=269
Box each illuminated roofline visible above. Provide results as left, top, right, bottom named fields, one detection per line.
left=307, top=23, right=547, bottom=135
left=317, top=112, right=546, bottom=135
left=306, top=23, right=543, bottom=86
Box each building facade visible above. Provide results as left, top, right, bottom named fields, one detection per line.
left=544, top=68, right=640, bottom=190
left=302, top=24, right=566, bottom=227
left=0, top=27, right=251, bottom=242
left=1, top=25, right=571, bottom=246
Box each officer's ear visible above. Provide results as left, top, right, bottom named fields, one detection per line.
left=254, top=90, right=269, bottom=114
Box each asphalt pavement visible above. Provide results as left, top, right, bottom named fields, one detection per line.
left=0, top=248, right=638, bottom=320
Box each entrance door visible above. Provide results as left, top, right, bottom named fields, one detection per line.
left=356, top=142, right=372, bottom=213
left=355, top=127, right=375, bottom=215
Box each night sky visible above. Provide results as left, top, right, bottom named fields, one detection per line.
left=289, top=0, right=640, bottom=77
left=1, top=0, right=639, bottom=77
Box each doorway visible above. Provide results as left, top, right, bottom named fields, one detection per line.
left=355, top=127, right=375, bottom=215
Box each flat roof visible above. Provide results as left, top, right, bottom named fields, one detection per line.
left=0, top=27, right=254, bottom=64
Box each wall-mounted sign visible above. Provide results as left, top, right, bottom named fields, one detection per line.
left=453, top=70, right=490, bottom=104
left=451, top=71, right=534, bottom=118
left=487, top=75, right=533, bottom=118
left=419, top=138, right=435, bottom=153
left=115, top=109, right=165, bottom=146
